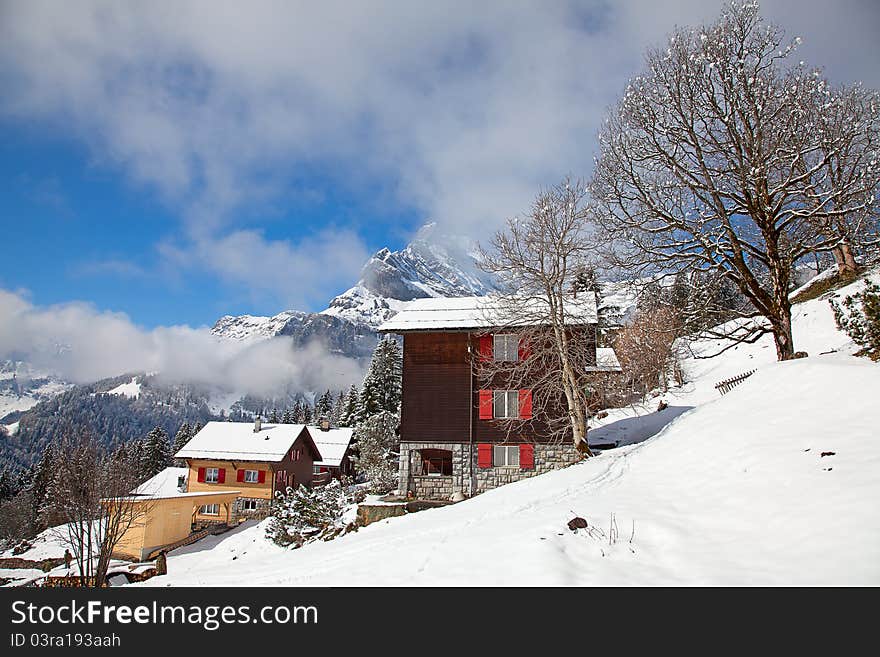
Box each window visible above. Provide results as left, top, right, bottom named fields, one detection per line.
left=420, top=449, right=453, bottom=476
left=313, top=466, right=328, bottom=475
left=204, top=467, right=219, bottom=483
left=240, top=499, right=259, bottom=512
left=199, top=504, right=220, bottom=515
left=493, top=445, right=520, bottom=467
left=493, top=334, right=519, bottom=361
left=493, top=390, right=519, bottom=418
left=243, top=469, right=259, bottom=483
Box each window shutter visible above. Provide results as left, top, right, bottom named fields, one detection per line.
left=258, top=470, right=266, bottom=484
left=518, top=338, right=531, bottom=361
left=519, top=444, right=535, bottom=470
left=217, top=468, right=226, bottom=484
left=477, top=443, right=493, bottom=468
left=478, top=334, right=493, bottom=361
left=197, top=467, right=206, bottom=483
left=479, top=390, right=493, bottom=419
left=236, top=469, right=245, bottom=483
left=519, top=389, right=533, bottom=419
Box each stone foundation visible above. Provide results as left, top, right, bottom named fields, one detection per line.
left=398, top=442, right=582, bottom=500
left=234, top=496, right=270, bottom=519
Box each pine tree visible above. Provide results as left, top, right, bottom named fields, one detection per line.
left=331, top=391, right=346, bottom=426
left=140, top=427, right=171, bottom=479
left=314, top=390, right=333, bottom=422
left=301, top=401, right=313, bottom=424
left=355, top=337, right=402, bottom=425
left=269, top=408, right=279, bottom=423
left=28, top=443, right=58, bottom=533
left=171, top=422, right=192, bottom=466
left=281, top=408, right=293, bottom=424
left=350, top=411, right=399, bottom=493
left=339, top=385, right=359, bottom=427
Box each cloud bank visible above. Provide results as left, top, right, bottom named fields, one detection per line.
left=3, top=1, right=876, bottom=275
left=0, top=289, right=365, bottom=394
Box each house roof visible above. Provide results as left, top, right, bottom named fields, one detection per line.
left=377, top=295, right=597, bottom=333
left=584, top=347, right=623, bottom=372
left=307, top=426, right=355, bottom=468
left=174, top=421, right=322, bottom=463
left=125, top=466, right=240, bottom=501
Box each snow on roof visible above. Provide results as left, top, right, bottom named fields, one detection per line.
left=123, top=466, right=239, bottom=502
left=377, top=295, right=597, bottom=332
left=584, top=347, right=622, bottom=372
left=175, top=421, right=316, bottom=462
left=308, top=427, right=355, bottom=468
left=133, top=467, right=188, bottom=498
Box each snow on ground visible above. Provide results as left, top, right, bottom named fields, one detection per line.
left=0, top=525, right=73, bottom=561
left=132, top=271, right=879, bottom=587
left=103, top=376, right=142, bottom=399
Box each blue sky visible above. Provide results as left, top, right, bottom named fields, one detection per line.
left=0, top=0, right=878, bottom=385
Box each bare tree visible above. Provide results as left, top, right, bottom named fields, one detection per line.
left=478, top=179, right=603, bottom=457
left=614, top=305, right=683, bottom=396
left=591, top=2, right=880, bottom=361
left=805, top=83, right=880, bottom=275
left=48, top=436, right=152, bottom=587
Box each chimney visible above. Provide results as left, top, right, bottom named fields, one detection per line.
left=254, top=416, right=262, bottom=433
left=319, top=418, right=330, bottom=432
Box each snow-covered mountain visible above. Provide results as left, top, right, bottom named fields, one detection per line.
left=212, top=222, right=502, bottom=346
left=323, top=222, right=500, bottom=327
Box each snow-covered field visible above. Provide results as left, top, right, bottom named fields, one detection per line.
left=125, top=271, right=878, bottom=587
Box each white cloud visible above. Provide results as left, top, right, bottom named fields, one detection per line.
left=0, top=288, right=365, bottom=394
left=0, top=0, right=877, bottom=298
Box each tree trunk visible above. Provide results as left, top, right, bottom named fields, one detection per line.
left=772, top=311, right=795, bottom=361
left=832, top=241, right=859, bottom=279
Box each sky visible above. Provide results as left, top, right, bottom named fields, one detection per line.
left=0, top=0, right=878, bottom=385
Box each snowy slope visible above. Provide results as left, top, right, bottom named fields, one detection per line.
left=133, top=272, right=879, bottom=587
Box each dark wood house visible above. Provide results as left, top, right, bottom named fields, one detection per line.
left=378, top=295, right=620, bottom=500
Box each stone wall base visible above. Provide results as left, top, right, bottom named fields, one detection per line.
left=398, top=442, right=581, bottom=501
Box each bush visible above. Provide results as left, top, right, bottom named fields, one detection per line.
left=830, top=280, right=880, bottom=359
left=265, top=480, right=354, bottom=548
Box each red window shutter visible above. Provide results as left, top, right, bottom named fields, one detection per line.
left=518, top=338, right=531, bottom=361
left=520, top=444, right=535, bottom=470
left=217, top=468, right=226, bottom=484
left=236, top=469, right=245, bottom=483
left=479, top=390, right=493, bottom=420
left=519, top=389, right=533, bottom=419
left=478, top=334, right=493, bottom=361
left=197, top=467, right=206, bottom=483
left=477, top=443, right=493, bottom=469
left=258, top=470, right=266, bottom=484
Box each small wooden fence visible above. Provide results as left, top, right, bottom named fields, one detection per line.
left=714, top=369, right=756, bottom=395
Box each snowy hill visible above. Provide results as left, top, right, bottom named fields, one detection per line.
left=126, top=271, right=880, bottom=586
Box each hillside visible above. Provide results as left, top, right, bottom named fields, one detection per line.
left=125, top=271, right=879, bottom=586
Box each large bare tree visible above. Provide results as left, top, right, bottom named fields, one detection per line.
left=478, top=179, right=601, bottom=457
left=48, top=436, right=152, bottom=587
left=591, top=1, right=880, bottom=361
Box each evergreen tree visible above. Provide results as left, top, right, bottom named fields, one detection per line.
left=281, top=408, right=293, bottom=424
left=350, top=410, right=399, bottom=493
left=269, top=408, right=279, bottom=423
left=140, top=427, right=171, bottom=479
left=339, top=385, right=359, bottom=427
left=301, top=401, right=313, bottom=424
left=331, top=391, right=346, bottom=426
left=314, top=390, right=334, bottom=421
left=27, top=443, right=58, bottom=533
left=355, top=337, right=402, bottom=424
left=171, top=422, right=192, bottom=466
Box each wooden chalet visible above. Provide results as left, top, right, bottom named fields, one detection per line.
left=175, top=419, right=322, bottom=520
left=378, top=295, right=620, bottom=500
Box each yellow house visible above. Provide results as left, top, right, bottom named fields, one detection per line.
left=110, top=467, right=240, bottom=561
left=175, top=419, right=323, bottom=520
